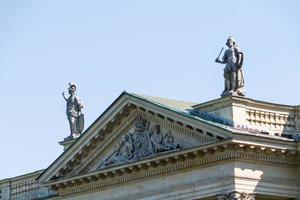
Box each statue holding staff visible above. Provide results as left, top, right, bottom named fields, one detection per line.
left=62, top=82, right=84, bottom=138
left=215, top=36, right=245, bottom=97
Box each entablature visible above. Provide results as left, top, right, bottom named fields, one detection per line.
left=45, top=139, right=298, bottom=196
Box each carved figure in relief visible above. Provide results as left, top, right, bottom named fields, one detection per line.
left=62, top=82, right=84, bottom=137
left=135, top=117, right=152, bottom=158
left=149, top=125, right=178, bottom=153
left=215, top=36, right=245, bottom=97
left=217, top=192, right=255, bottom=200
left=163, top=130, right=178, bottom=150
left=121, top=134, right=135, bottom=159
left=104, top=134, right=136, bottom=166
left=99, top=116, right=179, bottom=168
left=149, top=124, right=165, bottom=153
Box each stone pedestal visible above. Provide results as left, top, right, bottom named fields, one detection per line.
left=59, top=136, right=77, bottom=151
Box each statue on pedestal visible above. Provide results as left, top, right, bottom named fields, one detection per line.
left=215, top=36, right=245, bottom=97
left=62, top=82, right=84, bottom=138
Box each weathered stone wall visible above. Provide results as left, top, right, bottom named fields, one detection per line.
left=48, top=159, right=299, bottom=200
left=56, top=162, right=236, bottom=200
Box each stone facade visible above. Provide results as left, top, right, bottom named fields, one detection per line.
left=1, top=92, right=299, bottom=200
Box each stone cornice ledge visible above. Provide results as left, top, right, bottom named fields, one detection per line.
left=231, top=130, right=297, bottom=149
left=193, top=96, right=297, bottom=111
left=45, top=139, right=299, bottom=195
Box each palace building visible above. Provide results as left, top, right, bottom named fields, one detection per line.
left=0, top=91, right=299, bottom=200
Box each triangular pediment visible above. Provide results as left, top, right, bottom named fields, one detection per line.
left=87, top=114, right=216, bottom=172
left=38, top=92, right=232, bottom=185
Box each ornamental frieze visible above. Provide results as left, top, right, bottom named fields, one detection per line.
left=98, top=116, right=179, bottom=169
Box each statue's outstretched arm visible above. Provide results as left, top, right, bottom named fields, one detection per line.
left=215, top=51, right=227, bottom=64
left=62, top=92, right=67, bottom=101
left=215, top=59, right=226, bottom=64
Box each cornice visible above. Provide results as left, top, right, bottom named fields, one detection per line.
left=231, top=131, right=297, bottom=150
left=127, top=94, right=233, bottom=139
left=46, top=140, right=298, bottom=196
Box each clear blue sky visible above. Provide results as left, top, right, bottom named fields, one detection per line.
left=1, top=0, right=299, bottom=179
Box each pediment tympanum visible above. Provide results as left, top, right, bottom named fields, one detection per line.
left=97, top=116, right=179, bottom=169
left=82, top=111, right=218, bottom=174
left=93, top=114, right=215, bottom=171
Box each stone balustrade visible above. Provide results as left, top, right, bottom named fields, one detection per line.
left=0, top=170, right=56, bottom=200
left=10, top=180, right=38, bottom=199
left=246, top=109, right=296, bottom=133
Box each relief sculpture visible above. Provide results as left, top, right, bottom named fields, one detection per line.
left=217, top=192, right=255, bottom=200
left=99, top=116, right=179, bottom=168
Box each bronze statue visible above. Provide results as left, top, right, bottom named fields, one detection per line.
left=215, top=36, right=245, bottom=97
left=62, top=82, right=84, bottom=138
